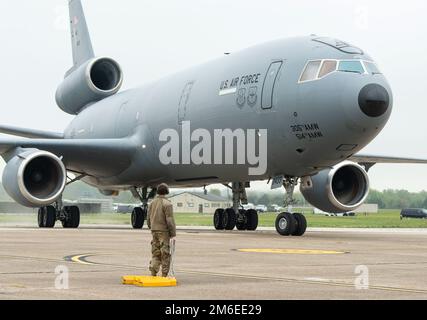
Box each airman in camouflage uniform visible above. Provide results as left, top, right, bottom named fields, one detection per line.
left=147, top=183, right=176, bottom=277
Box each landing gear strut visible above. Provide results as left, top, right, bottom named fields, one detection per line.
left=213, top=182, right=258, bottom=231
left=131, top=187, right=156, bottom=229
left=38, top=198, right=80, bottom=229
left=274, top=177, right=307, bottom=237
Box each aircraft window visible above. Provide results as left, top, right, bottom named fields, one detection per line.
left=364, top=61, right=381, bottom=75
left=338, top=61, right=365, bottom=74
left=299, top=60, right=321, bottom=82
left=318, top=60, right=337, bottom=78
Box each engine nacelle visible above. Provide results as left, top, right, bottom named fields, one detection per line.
left=300, top=162, right=369, bottom=213
left=2, top=150, right=67, bottom=208
left=55, top=57, right=123, bottom=115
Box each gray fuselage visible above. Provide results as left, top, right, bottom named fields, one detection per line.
left=63, top=36, right=393, bottom=190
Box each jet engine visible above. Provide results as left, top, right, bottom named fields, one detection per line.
left=300, top=162, right=369, bottom=213
left=2, top=150, right=67, bottom=207
left=55, top=57, right=123, bottom=115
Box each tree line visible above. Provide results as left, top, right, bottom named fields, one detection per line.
left=240, top=189, right=427, bottom=210
left=1, top=181, right=427, bottom=210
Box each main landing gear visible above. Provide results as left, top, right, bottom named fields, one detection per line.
left=38, top=198, right=80, bottom=229
left=274, top=177, right=307, bottom=237
left=213, top=178, right=307, bottom=237
left=130, top=187, right=156, bottom=229
left=213, top=182, right=259, bottom=231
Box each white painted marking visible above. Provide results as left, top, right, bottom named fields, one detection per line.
left=219, top=88, right=237, bottom=96
left=304, top=277, right=330, bottom=282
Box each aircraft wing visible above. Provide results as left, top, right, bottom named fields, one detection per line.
left=350, top=153, right=427, bottom=165
left=0, top=124, right=64, bottom=139
left=0, top=136, right=137, bottom=177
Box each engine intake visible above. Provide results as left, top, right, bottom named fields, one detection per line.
left=2, top=150, right=66, bottom=207
left=300, top=162, right=369, bottom=213
left=56, top=57, right=123, bottom=115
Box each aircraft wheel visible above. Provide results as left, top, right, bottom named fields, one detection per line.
left=236, top=209, right=247, bottom=230
left=37, top=208, right=44, bottom=228
left=39, top=206, right=56, bottom=228
left=275, top=212, right=296, bottom=236
left=62, top=206, right=80, bottom=229
left=214, top=209, right=225, bottom=230
left=131, top=207, right=145, bottom=229
left=291, top=213, right=307, bottom=236
left=223, top=208, right=237, bottom=230
left=246, top=209, right=258, bottom=231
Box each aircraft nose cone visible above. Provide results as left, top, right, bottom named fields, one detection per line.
left=358, top=84, right=390, bottom=117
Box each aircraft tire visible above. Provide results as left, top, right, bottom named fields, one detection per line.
left=275, top=212, right=296, bottom=236
left=131, top=207, right=145, bottom=229
left=62, top=206, right=80, bottom=229
left=246, top=209, right=259, bottom=231
left=291, top=213, right=307, bottom=236
left=41, top=206, right=56, bottom=228
left=38, top=208, right=44, bottom=228
left=214, top=209, right=225, bottom=230
left=223, top=208, right=237, bottom=230
left=236, top=209, right=247, bottom=230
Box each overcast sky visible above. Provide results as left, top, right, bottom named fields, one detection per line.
left=0, top=0, right=427, bottom=192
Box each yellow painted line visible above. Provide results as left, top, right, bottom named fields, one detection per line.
left=63, top=254, right=427, bottom=295
left=69, top=254, right=97, bottom=265
left=237, top=248, right=347, bottom=255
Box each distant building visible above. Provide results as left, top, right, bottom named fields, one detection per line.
left=77, top=198, right=113, bottom=213
left=168, top=192, right=232, bottom=214
left=0, top=202, right=37, bottom=214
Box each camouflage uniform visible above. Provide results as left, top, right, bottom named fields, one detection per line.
left=147, top=195, right=176, bottom=277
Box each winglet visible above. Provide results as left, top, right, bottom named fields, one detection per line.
left=67, top=0, right=95, bottom=73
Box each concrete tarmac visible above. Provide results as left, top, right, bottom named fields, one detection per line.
left=1, top=224, right=427, bottom=300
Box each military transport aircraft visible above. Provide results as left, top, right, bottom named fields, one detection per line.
left=0, top=0, right=426, bottom=236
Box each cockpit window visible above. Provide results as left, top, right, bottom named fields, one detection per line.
left=318, top=60, right=337, bottom=78
left=299, top=60, right=321, bottom=82
left=363, top=61, right=381, bottom=75
left=299, top=59, right=379, bottom=83
left=338, top=61, right=365, bottom=74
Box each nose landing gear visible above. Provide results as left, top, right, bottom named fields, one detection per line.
left=275, top=177, right=307, bottom=237
left=275, top=212, right=307, bottom=236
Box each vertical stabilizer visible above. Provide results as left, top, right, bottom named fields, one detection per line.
left=68, top=0, right=95, bottom=71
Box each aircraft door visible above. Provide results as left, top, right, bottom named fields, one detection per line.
left=261, top=61, right=283, bottom=109
left=116, top=100, right=130, bottom=137
left=178, top=82, right=194, bottom=124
